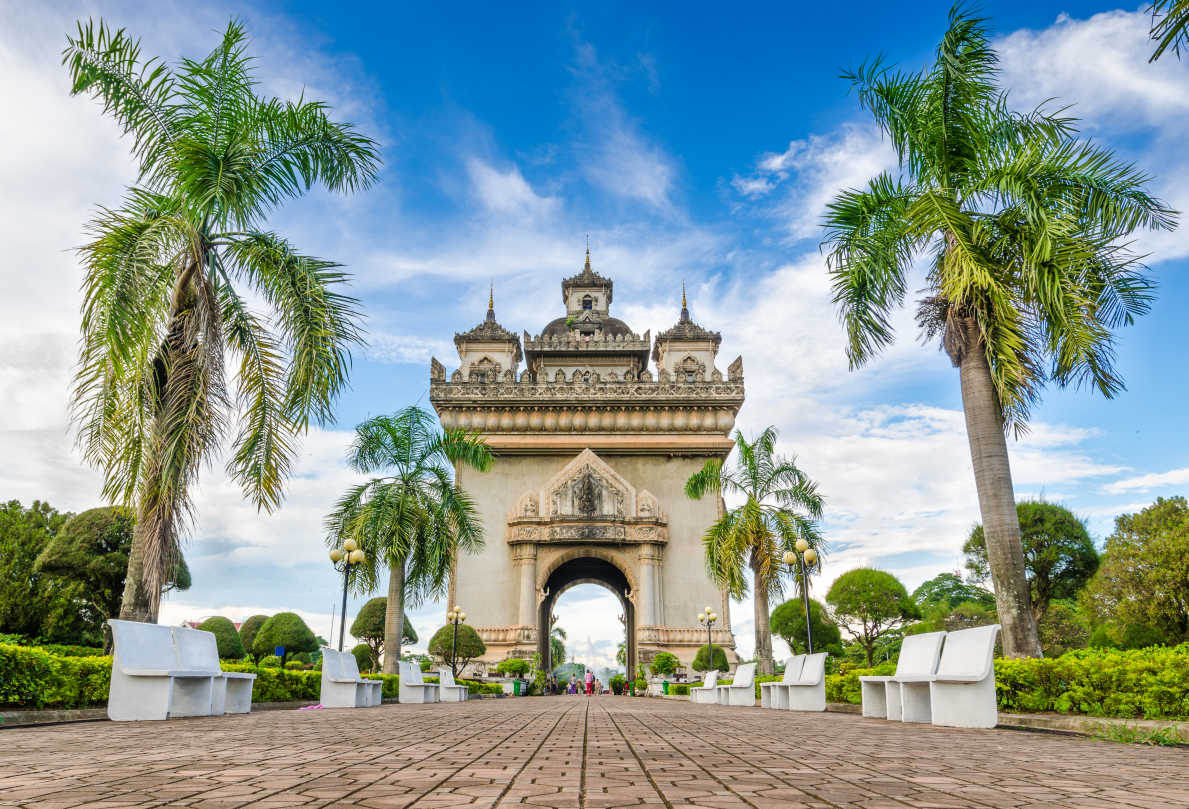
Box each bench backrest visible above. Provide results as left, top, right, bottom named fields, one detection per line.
left=400, top=660, right=426, bottom=685
left=894, top=631, right=946, bottom=678
left=797, top=652, right=827, bottom=685
left=439, top=668, right=459, bottom=688
left=935, top=624, right=1000, bottom=681
left=781, top=655, right=806, bottom=683
left=731, top=661, right=756, bottom=687
left=701, top=670, right=718, bottom=689
left=174, top=626, right=221, bottom=673
left=340, top=648, right=364, bottom=680
left=109, top=619, right=178, bottom=673
left=319, top=646, right=343, bottom=679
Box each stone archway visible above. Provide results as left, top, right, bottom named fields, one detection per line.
left=537, top=555, right=636, bottom=680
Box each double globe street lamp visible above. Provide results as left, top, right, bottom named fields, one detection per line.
left=329, top=539, right=365, bottom=652
left=446, top=605, right=467, bottom=676
left=697, top=606, right=719, bottom=672
left=783, top=538, right=819, bottom=654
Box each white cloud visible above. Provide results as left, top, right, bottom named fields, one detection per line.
left=364, top=333, right=456, bottom=366
left=465, top=157, right=559, bottom=219
left=1104, top=466, right=1189, bottom=494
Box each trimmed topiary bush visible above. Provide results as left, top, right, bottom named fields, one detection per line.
left=238, top=615, right=269, bottom=661
left=495, top=657, right=531, bottom=677
left=691, top=644, right=729, bottom=673
left=197, top=616, right=245, bottom=659
left=650, top=652, right=679, bottom=676
left=259, top=655, right=282, bottom=668
left=352, top=643, right=375, bottom=672
left=252, top=612, right=318, bottom=665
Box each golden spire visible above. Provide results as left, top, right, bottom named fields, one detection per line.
left=488, top=280, right=494, bottom=311
left=681, top=281, right=687, bottom=309
left=584, top=247, right=591, bottom=272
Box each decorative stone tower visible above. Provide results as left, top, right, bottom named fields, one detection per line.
left=429, top=252, right=745, bottom=676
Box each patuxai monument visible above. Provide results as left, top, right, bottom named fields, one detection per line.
left=429, top=251, right=746, bottom=675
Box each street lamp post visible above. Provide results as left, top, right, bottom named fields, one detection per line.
left=328, top=539, right=366, bottom=652
left=783, top=539, right=819, bottom=655
left=446, top=605, right=467, bottom=677
left=697, top=606, right=719, bottom=673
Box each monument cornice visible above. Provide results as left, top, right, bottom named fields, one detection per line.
left=429, top=378, right=744, bottom=407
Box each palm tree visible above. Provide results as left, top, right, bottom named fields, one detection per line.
left=1150, top=1, right=1189, bottom=61
left=685, top=427, right=824, bottom=676
left=549, top=625, right=566, bottom=672
left=822, top=7, right=1175, bottom=657
left=63, top=20, right=379, bottom=622
left=326, top=406, right=492, bottom=674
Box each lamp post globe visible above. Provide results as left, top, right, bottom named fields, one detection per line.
left=803, top=548, right=817, bottom=565
left=329, top=548, right=343, bottom=563
left=343, top=537, right=358, bottom=552
left=785, top=541, right=819, bottom=655
left=329, top=541, right=364, bottom=653
left=782, top=550, right=796, bottom=566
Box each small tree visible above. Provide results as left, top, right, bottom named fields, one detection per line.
left=252, top=612, right=318, bottom=665
left=649, top=652, right=679, bottom=677
left=965, top=501, right=1099, bottom=619
left=494, top=657, right=531, bottom=677
left=350, top=597, right=416, bottom=673
left=911, top=572, right=995, bottom=611
left=351, top=643, right=376, bottom=672
left=197, top=616, right=244, bottom=659
left=691, top=644, right=729, bottom=673
left=428, top=623, right=486, bottom=676
left=238, top=614, right=269, bottom=662
left=826, top=569, right=919, bottom=666
left=770, top=598, right=842, bottom=655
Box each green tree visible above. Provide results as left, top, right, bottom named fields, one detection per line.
left=1150, top=1, right=1189, bottom=61
left=1036, top=600, right=1089, bottom=656
left=238, top=614, right=269, bottom=661
left=649, top=651, right=679, bottom=676
left=911, top=572, right=995, bottom=610
left=63, top=20, right=379, bottom=624
left=35, top=507, right=190, bottom=648
left=615, top=641, right=626, bottom=668
left=326, top=406, right=492, bottom=673
left=821, top=7, right=1174, bottom=658
left=197, top=615, right=244, bottom=659
left=691, top=644, right=729, bottom=674
left=685, top=426, right=824, bottom=675
left=428, top=623, right=486, bottom=677
left=252, top=612, right=318, bottom=665
left=0, top=500, right=76, bottom=641
left=965, top=501, right=1098, bottom=620
left=770, top=597, right=842, bottom=655
left=826, top=569, right=919, bottom=666
left=495, top=658, right=531, bottom=677
left=1081, top=497, right=1189, bottom=646
left=351, top=643, right=375, bottom=672
left=549, top=625, right=566, bottom=671
left=350, top=597, right=416, bottom=672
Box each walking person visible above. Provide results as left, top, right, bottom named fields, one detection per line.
left=569, top=674, right=578, bottom=695
left=584, top=668, right=594, bottom=696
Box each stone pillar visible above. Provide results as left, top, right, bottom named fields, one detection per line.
left=513, top=544, right=538, bottom=628
left=637, top=543, right=663, bottom=627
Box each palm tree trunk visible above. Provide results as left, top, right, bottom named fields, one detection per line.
left=957, top=318, right=1043, bottom=658
left=382, top=560, right=405, bottom=674
left=752, top=563, right=775, bottom=676
left=118, top=523, right=155, bottom=622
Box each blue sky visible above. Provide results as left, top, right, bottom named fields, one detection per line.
left=1, top=1, right=1186, bottom=669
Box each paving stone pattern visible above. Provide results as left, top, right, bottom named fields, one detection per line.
left=0, top=696, right=1185, bottom=809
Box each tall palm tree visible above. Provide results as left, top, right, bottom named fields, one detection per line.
left=1150, top=1, right=1189, bottom=61
left=686, top=427, right=824, bottom=676
left=64, top=20, right=379, bottom=622
left=326, top=406, right=492, bottom=674
left=550, top=625, right=566, bottom=672
left=822, top=7, right=1175, bottom=657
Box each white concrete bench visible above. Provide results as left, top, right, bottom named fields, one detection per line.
left=859, top=631, right=944, bottom=721
left=320, top=647, right=383, bottom=708
left=399, top=661, right=440, bottom=703
left=715, top=662, right=756, bottom=707
left=174, top=626, right=256, bottom=715
left=929, top=624, right=1001, bottom=728
left=785, top=652, right=828, bottom=711
left=760, top=655, right=804, bottom=709
left=689, top=670, right=720, bottom=704
left=107, top=619, right=215, bottom=721
left=437, top=668, right=469, bottom=702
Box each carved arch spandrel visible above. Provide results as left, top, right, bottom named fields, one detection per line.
left=535, top=545, right=639, bottom=604
left=539, top=448, right=636, bottom=517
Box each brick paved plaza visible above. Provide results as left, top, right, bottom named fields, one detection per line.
left=2, top=696, right=1186, bottom=809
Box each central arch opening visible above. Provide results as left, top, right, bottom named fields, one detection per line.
left=537, top=555, right=634, bottom=690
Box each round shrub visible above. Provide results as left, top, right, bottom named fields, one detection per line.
left=284, top=660, right=305, bottom=670
left=691, top=644, right=728, bottom=673
left=238, top=614, right=269, bottom=660
left=495, top=657, right=530, bottom=677
left=259, top=655, right=281, bottom=668
left=252, top=612, right=318, bottom=664
left=197, top=616, right=245, bottom=659
left=428, top=624, right=486, bottom=671
left=352, top=643, right=375, bottom=672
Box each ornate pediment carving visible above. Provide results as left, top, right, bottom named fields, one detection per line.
left=542, top=448, right=634, bottom=518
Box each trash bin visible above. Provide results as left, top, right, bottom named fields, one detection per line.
left=662, top=681, right=670, bottom=695
left=512, top=679, right=522, bottom=696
